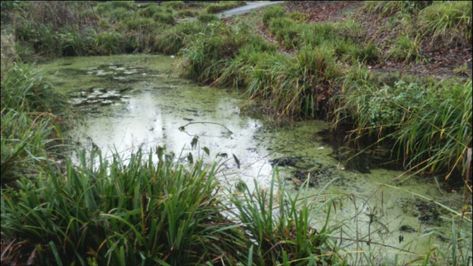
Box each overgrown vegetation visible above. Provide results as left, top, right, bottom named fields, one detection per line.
left=1, top=1, right=472, bottom=264
left=178, top=2, right=472, bottom=181
left=336, top=66, right=472, bottom=178
left=5, top=1, right=241, bottom=59
left=1, top=64, right=66, bottom=185
left=1, top=147, right=341, bottom=265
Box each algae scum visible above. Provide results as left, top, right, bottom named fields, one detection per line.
left=39, top=55, right=471, bottom=263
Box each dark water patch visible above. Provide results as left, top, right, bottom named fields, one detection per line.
left=400, top=198, right=442, bottom=225
left=317, top=127, right=404, bottom=173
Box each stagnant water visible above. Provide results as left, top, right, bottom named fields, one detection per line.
left=39, top=54, right=471, bottom=264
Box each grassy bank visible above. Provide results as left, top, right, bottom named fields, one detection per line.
left=176, top=4, right=472, bottom=182
left=3, top=1, right=243, bottom=60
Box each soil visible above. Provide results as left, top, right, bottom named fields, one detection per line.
left=285, top=1, right=361, bottom=23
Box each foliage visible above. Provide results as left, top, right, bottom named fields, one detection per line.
left=1, top=147, right=341, bottom=265
left=155, top=22, right=206, bottom=55
left=418, top=1, right=472, bottom=44
left=205, top=1, right=245, bottom=14
left=262, top=5, right=286, bottom=27
left=231, top=178, right=342, bottom=265
left=0, top=64, right=65, bottom=184
left=337, top=70, right=472, bottom=177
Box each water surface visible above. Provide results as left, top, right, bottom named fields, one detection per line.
left=39, top=54, right=472, bottom=264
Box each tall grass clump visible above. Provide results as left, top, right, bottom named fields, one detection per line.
left=337, top=69, right=472, bottom=179
left=262, top=5, right=286, bottom=27
left=247, top=46, right=341, bottom=118
left=213, top=24, right=277, bottom=89
left=1, top=64, right=66, bottom=184
left=205, top=1, right=245, bottom=14
left=418, top=1, right=472, bottom=44
left=387, top=35, right=421, bottom=62
left=231, top=178, right=342, bottom=265
left=155, top=22, right=206, bottom=55
left=1, top=149, right=246, bottom=265
left=1, top=147, right=344, bottom=265
left=181, top=22, right=243, bottom=83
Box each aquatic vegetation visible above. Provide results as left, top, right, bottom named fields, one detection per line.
left=231, top=178, right=342, bottom=265
left=337, top=69, right=472, bottom=179
left=1, top=147, right=342, bottom=265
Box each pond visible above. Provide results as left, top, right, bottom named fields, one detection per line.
left=39, top=54, right=471, bottom=264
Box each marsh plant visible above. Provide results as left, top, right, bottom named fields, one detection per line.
left=1, top=147, right=341, bottom=265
